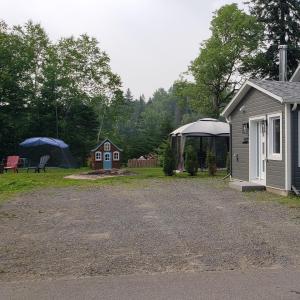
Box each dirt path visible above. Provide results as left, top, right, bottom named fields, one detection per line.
left=0, top=179, right=300, bottom=281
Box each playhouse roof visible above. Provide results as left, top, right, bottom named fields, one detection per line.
left=91, top=138, right=123, bottom=152
left=170, top=118, right=230, bottom=137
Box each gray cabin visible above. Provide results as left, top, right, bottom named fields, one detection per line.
left=222, top=46, right=300, bottom=196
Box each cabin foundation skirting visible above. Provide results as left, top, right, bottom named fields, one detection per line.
left=230, top=177, right=290, bottom=196
left=266, top=186, right=290, bottom=197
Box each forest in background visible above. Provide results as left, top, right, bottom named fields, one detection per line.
left=1, top=0, right=300, bottom=165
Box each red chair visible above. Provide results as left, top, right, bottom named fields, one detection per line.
left=4, top=156, right=20, bottom=173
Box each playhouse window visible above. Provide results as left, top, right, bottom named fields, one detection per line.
left=95, top=151, right=102, bottom=161
left=268, top=113, right=282, bottom=160
left=113, top=151, right=119, bottom=161
left=104, top=142, right=111, bottom=151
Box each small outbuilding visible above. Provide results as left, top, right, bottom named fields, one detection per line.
left=90, top=139, right=122, bottom=170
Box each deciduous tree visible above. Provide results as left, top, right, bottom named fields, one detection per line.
left=190, top=4, right=263, bottom=117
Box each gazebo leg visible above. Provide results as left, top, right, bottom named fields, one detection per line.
left=214, top=136, right=217, bottom=168
left=200, top=136, right=203, bottom=172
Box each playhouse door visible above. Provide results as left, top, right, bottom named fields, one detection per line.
left=104, top=152, right=112, bottom=170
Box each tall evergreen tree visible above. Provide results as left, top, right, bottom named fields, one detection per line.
left=185, top=145, right=198, bottom=176
left=124, top=88, right=133, bottom=103
left=163, top=142, right=176, bottom=176
left=248, top=0, right=300, bottom=79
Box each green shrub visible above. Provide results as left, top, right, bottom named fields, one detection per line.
left=206, top=150, right=217, bottom=176
left=156, top=139, right=169, bottom=167
left=163, top=142, right=176, bottom=176
left=185, top=145, right=198, bottom=176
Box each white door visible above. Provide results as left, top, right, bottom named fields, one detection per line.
left=256, top=121, right=266, bottom=183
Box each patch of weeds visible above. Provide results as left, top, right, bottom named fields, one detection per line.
left=204, top=176, right=229, bottom=190
left=0, top=212, right=17, bottom=219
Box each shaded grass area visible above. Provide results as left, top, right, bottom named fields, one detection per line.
left=246, top=191, right=300, bottom=208
left=0, top=168, right=226, bottom=203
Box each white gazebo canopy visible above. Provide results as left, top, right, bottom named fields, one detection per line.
left=170, top=118, right=230, bottom=137
left=170, top=118, right=230, bottom=171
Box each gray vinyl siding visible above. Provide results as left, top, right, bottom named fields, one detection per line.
left=230, top=88, right=285, bottom=189
left=292, top=108, right=300, bottom=190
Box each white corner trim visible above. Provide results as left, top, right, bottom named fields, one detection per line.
left=267, top=112, right=283, bottom=161
left=285, top=104, right=291, bottom=191
left=298, top=111, right=300, bottom=168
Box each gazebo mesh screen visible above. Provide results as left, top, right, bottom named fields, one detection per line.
left=184, top=136, right=229, bottom=169
left=19, top=144, right=77, bottom=168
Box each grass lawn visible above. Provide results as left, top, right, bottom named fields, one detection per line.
left=2, top=168, right=298, bottom=208
left=0, top=168, right=226, bottom=204
left=246, top=190, right=300, bottom=208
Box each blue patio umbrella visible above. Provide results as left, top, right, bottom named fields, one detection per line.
left=20, top=137, right=69, bottom=149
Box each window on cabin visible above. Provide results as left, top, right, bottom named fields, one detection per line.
left=104, top=142, right=111, bottom=151
left=95, top=151, right=102, bottom=161
left=113, top=151, right=119, bottom=161
left=268, top=113, right=282, bottom=160
left=273, top=118, right=281, bottom=154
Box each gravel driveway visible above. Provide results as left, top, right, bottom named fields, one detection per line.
left=0, top=179, right=300, bottom=281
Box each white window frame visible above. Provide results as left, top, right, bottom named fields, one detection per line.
left=113, top=151, right=120, bottom=161
left=104, top=142, right=111, bottom=151
left=267, top=112, right=282, bottom=161
left=95, top=151, right=102, bottom=161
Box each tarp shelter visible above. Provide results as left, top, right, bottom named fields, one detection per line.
left=170, top=118, right=230, bottom=171
left=19, top=137, right=77, bottom=168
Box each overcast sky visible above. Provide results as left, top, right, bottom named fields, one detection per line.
left=1, top=0, right=244, bottom=99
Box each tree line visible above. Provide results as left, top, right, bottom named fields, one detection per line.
left=0, top=20, right=199, bottom=164
left=1, top=0, right=300, bottom=165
